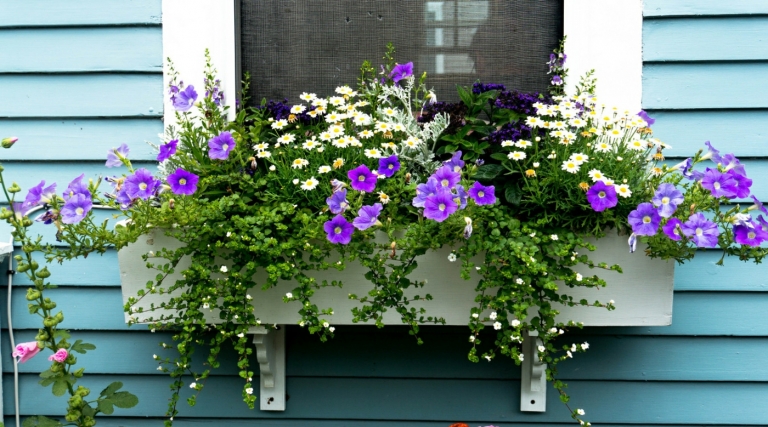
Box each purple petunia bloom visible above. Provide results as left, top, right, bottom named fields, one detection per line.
left=377, top=155, right=401, bottom=178
left=445, top=151, right=465, bottom=173
left=105, top=143, right=130, bottom=168
left=637, top=110, right=655, bottom=126
left=326, top=188, right=349, bottom=214
left=433, top=165, right=461, bottom=190
left=10, top=202, right=30, bottom=221
left=167, top=168, right=199, bottom=195
left=452, top=184, right=468, bottom=209
left=208, top=131, right=236, bottom=160
left=124, top=168, right=159, bottom=200
left=63, top=174, right=90, bottom=201
left=424, top=190, right=458, bottom=222
left=157, top=139, right=179, bottom=162
left=662, top=218, right=684, bottom=241
left=727, top=170, right=752, bottom=199
left=586, top=181, right=618, bottom=212
left=734, top=221, right=768, bottom=246
left=751, top=195, right=768, bottom=215
left=703, top=141, right=722, bottom=163
left=389, top=62, right=414, bottom=84
left=671, top=158, right=703, bottom=181
left=115, top=186, right=134, bottom=210
left=60, top=193, right=92, bottom=224
left=23, top=180, right=56, bottom=211
left=324, top=215, right=354, bottom=244
left=468, top=181, right=496, bottom=206
left=701, top=168, right=738, bottom=198
left=652, top=183, right=684, bottom=218
left=681, top=213, right=720, bottom=248
left=628, top=202, right=661, bottom=236
left=347, top=165, right=377, bottom=193
left=173, top=85, right=198, bottom=112
left=720, top=153, right=746, bottom=177
left=413, top=177, right=440, bottom=208
left=352, top=203, right=383, bottom=230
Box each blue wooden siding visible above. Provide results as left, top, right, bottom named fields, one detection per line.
left=3, top=0, right=768, bottom=426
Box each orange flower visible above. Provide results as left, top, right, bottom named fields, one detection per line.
left=525, top=169, right=536, bottom=177
left=578, top=182, right=590, bottom=191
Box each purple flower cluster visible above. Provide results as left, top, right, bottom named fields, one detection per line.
left=204, top=78, right=225, bottom=106
left=417, top=101, right=468, bottom=134
left=547, top=52, right=567, bottom=73
left=488, top=122, right=535, bottom=145
left=256, top=99, right=315, bottom=124
left=61, top=175, right=93, bottom=224
left=493, top=90, right=544, bottom=114
left=472, top=82, right=507, bottom=94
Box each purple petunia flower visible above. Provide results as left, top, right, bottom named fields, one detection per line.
left=23, top=180, right=56, bottom=211
left=662, top=218, right=684, bottom=241
left=424, top=190, right=458, bottom=222
left=719, top=153, right=746, bottom=177
left=105, top=143, right=130, bottom=168
left=157, top=139, right=179, bottom=162
left=734, top=221, right=768, bottom=247
left=326, top=188, right=349, bottom=214
left=681, top=213, right=720, bottom=248
left=60, top=193, right=92, bottom=224
left=670, top=158, right=703, bottom=181
left=115, top=186, right=134, bottom=210
left=637, top=110, right=655, bottom=126
left=377, top=155, right=401, bottom=178
left=703, top=141, right=722, bottom=163
left=452, top=184, right=468, bottom=209
left=63, top=174, right=90, bottom=201
left=727, top=170, right=752, bottom=199
left=353, top=203, right=383, bottom=231
left=445, top=151, right=465, bottom=173
left=652, top=183, right=684, bottom=218
left=324, top=215, right=354, bottom=244
left=208, top=131, right=236, bottom=160
left=413, top=177, right=440, bottom=208
left=433, top=165, right=461, bottom=190
left=173, top=85, right=198, bottom=112
left=389, top=62, right=414, bottom=84
left=468, top=181, right=496, bottom=206
left=167, top=168, right=199, bottom=195
left=124, top=168, right=159, bottom=200
left=586, top=181, right=618, bottom=212
left=347, top=165, right=377, bottom=193
left=628, top=202, right=661, bottom=236
left=11, top=202, right=30, bottom=221
left=701, top=168, right=738, bottom=198
left=751, top=195, right=768, bottom=215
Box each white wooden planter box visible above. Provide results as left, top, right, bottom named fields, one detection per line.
left=119, top=229, right=673, bottom=327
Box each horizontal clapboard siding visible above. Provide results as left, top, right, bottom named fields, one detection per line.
left=0, top=0, right=162, bottom=28
left=644, top=0, right=768, bottom=17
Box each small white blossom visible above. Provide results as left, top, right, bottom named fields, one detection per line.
left=447, top=253, right=457, bottom=262
left=189, top=382, right=197, bottom=389
left=469, top=335, right=476, bottom=342
left=329, top=327, right=335, bottom=332
left=550, top=234, right=558, bottom=240
left=286, top=292, right=293, bottom=299
left=549, top=327, right=558, bottom=334
left=515, top=278, right=524, bottom=285
left=220, top=266, right=228, bottom=273
left=237, top=333, right=245, bottom=338
left=537, top=345, right=545, bottom=352
left=575, top=273, right=583, bottom=282
left=323, top=322, right=330, bottom=328
left=490, top=311, right=497, bottom=320
left=493, top=322, right=502, bottom=330
left=472, top=313, right=479, bottom=319
left=511, top=319, right=521, bottom=327
left=245, top=387, right=254, bottom=395
left=157, top=366, right=163, bottom=371
left=581, top=342, right=590, bottom=350
left=269, top=165, right=276, bottom=171
left=577, top=409, right=585, bottom=416
left=518, top=354, right=525, bottom=362
left=484, top=355, right=492, bottom=362
left=567, top=350, right=573, bottom=358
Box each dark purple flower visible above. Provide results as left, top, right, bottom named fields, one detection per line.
left=353, top=203, right=383, bottom=230
left=35, top=209, right=58, bottom=225
left=105, top=143, right=130, bottom=168
left=433, top=165, right=461, bottom=190
left=413, top=177, right=440, bottom=208
left=472, top=82, right=506, bottom=94
left=157, top=139, right=178, bottom=162
left=726, top=170, right=752, bottom=199
left=377, top=155, right=401, bottom=178
left=23, top=180, right=56, bottom=211
left=652, top=183, right=684, bottom=218
left=60, top=193, right=92, bottom=224
left=326, top=188, right=349, bottom=214
left=452, top=184, right=468, bottom=209
left=662, top=218, right=684, bottom=241
left=124, top=168, right=159, bottom=200
left=586, top=181, right=618, bottom=212
left=551, top=75, right=563, bottom=86
left=323, top=215, right=354, bottom=244
left=468, top=181, right=496, bottom=206
left=63, top=174, right=90, bottom=201
left=628, top=202, right=661, bottom=236
left=681, top=213, right=720, bottom=248
left=167, top=168, right=199, bottom=195
left=208, top=131, right=236, bottom=160
left=389, top=62, right=414, bottom=84
left=637, top=110, right=655, bottom=126
left=423, top=190, right=457, bottom=222
left=173, top=85, right=198, bottom=112
left=701, top=168, right=738, bottom=198
left=347, top=165, right=377, bottom=193
left=444, top=151, right=465, bottom=173
left=734, top=222, right=768, bottom=247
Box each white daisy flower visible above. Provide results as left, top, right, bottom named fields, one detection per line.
left=318, top=165, right=331, bottom=174
left=378, top=192, right=390, bottom=204
left=256, top=150, right=271, bottom=158
left=333, top=158, right=344, bottom=169
left=525, top=116, right=543, bottom=127
left=252, top=142, right=269, bottom=151
left=403, top=136, right=422, bottom=148
left=319, top=131, right=333, bottom=142
left=515, top=140, right=533, bottom=149
left=569, top=118, right=587, bottom=128
left=551, top=120, right=567, bottom=129
left=606, top=127, right=623, bottom=138
left=508, top=151, right=526, bottom=161
left=311, top=98, right=327, bottom=108
left=380, top=142, right=396, bottom=150
left=364, top=148, right=382, bottom=158
left=549, top=129, right=565, bottom=139
left=302, top=139, right=320, bottom=150
left=299, top=92, right=316, bottom=101
left=493, top=322, right=502, bottom=330
left=271, top=119, right=288, bottom=130
left=329, top=96, right=345, bottom=106
left=628, top=140, right=645, bottom=151
left=332, top=137, right=350, bottom=148
left=353, top=114, right=371, bottom=126
left=325, top=113, right=346, bottom=124
left=335, top=85, right=353, bottom=95
left=569, top=153, right=589, bottom=165
left=277, top=134, right=296, bottom=145
left=313, top=104, right=326, bottom=114
left=300, top=177, right=319, bottom=191
left=561, top=160, right=580, bottom=173
left=616, top=184, right=632, bottom=198
left=307, top=110, right=320, bottom=118
left=382, top=107, right=396, bottom=116
left=375, top=122, right=391, bottom=132
left=391, top=123, right=406, bottom=132
left=594, top=141, right=611, bottom=153
left=291, top=158, right=309, bottom=169
left=348, top=136, right=362, bottom=147
left=447, top=253, right=457, bottom=262
left=290, top=105, right=306, bottom=114
left=588, top=169, right=605, bottom=182
left=329, top=125, right=345, bottom=137
left=501, top=140, right=515, bottom=147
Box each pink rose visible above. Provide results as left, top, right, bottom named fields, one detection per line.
left=48, top=348, right=68, bottom=363
left=12, top=341, right=41, bottom=363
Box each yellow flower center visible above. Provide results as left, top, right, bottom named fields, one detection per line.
left=439, top=203, right=446, bottom=211
left=441, top=179, right=449, bottom=187
left=643, top=216, right=651, bottom=224
left=222, top=144, right=229, bottom=151
left=75, top=207, right=84, bottom=215
left=696, top=228, right=703, bottom=236
left=478, top=191, right=484, bottom=198
left=662, top=197, right=669, bottom=205
left=599, top=191, right=606, bottom=198
left=139, top=183, right=147, bottom=191
left=334, top=227, right=342, bottom=234
left=179, top=178, right=186, bottom=185
left=748, top=231, right=756, bottom=239
left=714, top=182, right=720, bottom=190
left=358, top=176, right=365, bottom=182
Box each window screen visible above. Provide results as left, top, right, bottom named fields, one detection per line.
left=240, top=0, right=563, bottom=104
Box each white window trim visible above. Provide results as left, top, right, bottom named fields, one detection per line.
left=162, top=0, right=643, bottom=126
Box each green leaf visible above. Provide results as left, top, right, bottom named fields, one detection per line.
left=81, top=404, right=96, bottom=418
left=456, top=85, right=473, bottom=107
left=51, top=377, right=69, bottom=396
left=490, top=152, right=508, bottom=161
left=53, top=330, right=71, bottom=340
left=473, top=164, right=504, bottom=181
left=100, top=381, right=123, bottom=398
left=111, top=391, right=140, bottom=408
left=505, top=186, right=521, bottom=205
left=97, top=399, right=115, bottom=415
left=71, top=339, right=97, bottom=354
left=22, top=416, right=63, bottom=427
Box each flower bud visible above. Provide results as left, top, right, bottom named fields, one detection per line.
left=7, top=182, right=21, bottom=193
left=25, top=288, right=41, bottom=301
left=36, top=267, right=51, bottom=278
left=73, top=367, right=85, bottom=378
left=2, top=137, right=18, bottom=149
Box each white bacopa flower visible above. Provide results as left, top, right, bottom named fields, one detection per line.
left=581, top=342, right=590, bottom=350
left=292, top=179, right=299, bottom=185
left=472, top=313, right=479, bottom=319
left=490, top=311, right=497, bottom=320
left=537, top=345, right=545, bottom=352
left=575, top=273, right=583, bottom=282
left=189, top=382, right=197, bottom=389
left=550, top=234, right=558, bottom=240
left=447, top=253, right=457, bottom=262
left=549, top=327, right=558, bottom=334
left=511, top=319, right=521, bottom=327
left=237, top=332, right=244, bottom=338
left=323, top=322, right=330, bottom=328
left=285, top=292, right=293, bottom=299
left=220, top=266, right=228, bottom=273
left=571, top=344, right=578, bottom=352
left=203, top=303, right=210, bottom=309
left=299, top=321, right=305, bottom=327
left=469, top=335, right=476, bottom=342
left=493, top=322, right=502, bottom=330
left=245, top=387, right=254, bottom=395
left=300, top=177, right=319, bottom=191
left=547, top=153, right=557, bottom=159
left=515, top=278, right=524, bottom=285
left=484, top=355, right=492, bottom=362
left=518, top=354, right=525, bottom=362
left=577, top=409, right=586, bottom=416
left=609, top=299, right=615, bottom=304
left=329, top=327, right=335, bottom=332
left=567, top=350, right=573, bottom=358
left=157, top=366, right=163, bottom=371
